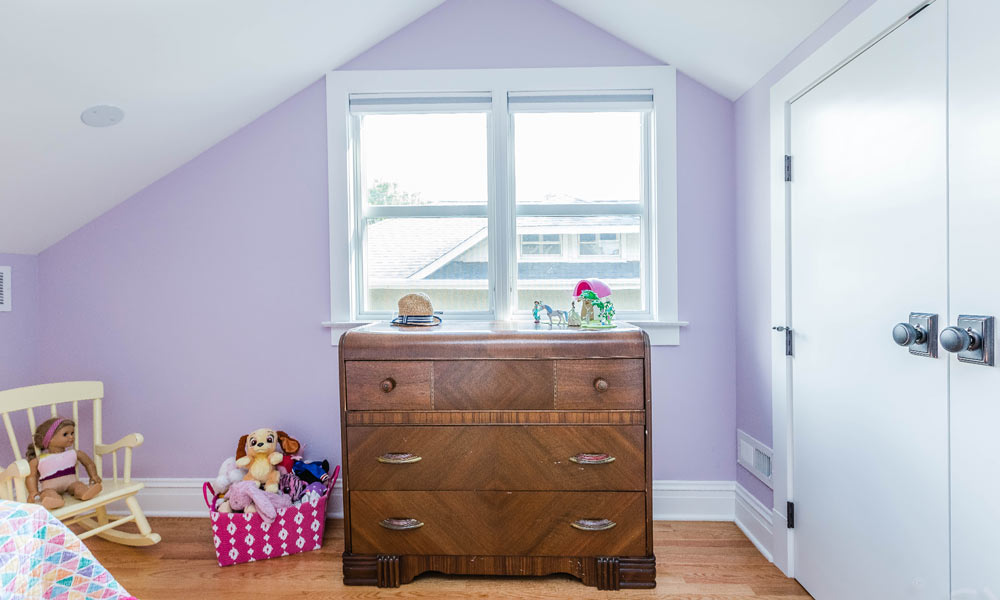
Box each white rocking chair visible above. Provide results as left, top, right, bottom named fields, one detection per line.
left=0, top=381, right=161, bottom=546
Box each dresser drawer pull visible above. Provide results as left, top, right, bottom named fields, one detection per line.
left=571, top=518, right=617, bottom=531
left=380, top=378, right=396, bottom=393
left=377, top=452, right=422, bottom=464
left=593, top=377, right=609, bottom=393
left=569, top=453, right=616, bottom=465
left=379, top=517, right=424, bottom=531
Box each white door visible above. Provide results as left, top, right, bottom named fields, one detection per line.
left=949, top=1, right=1000, bottom=597
left=789, top=2, right=950, bottom=598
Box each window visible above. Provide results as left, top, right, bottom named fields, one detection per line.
left=520, top=234, right=562, bottom=257
left=327, top=67, right=678, bottom=338
left=579, top=233, right=622, bottom=257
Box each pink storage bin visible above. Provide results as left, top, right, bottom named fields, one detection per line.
left=202, top=465, right=339, bottom=567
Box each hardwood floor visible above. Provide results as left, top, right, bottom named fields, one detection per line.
left=83, top=519, right=811, bottom=599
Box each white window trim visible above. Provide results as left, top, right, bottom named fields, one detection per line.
left=325, top=67, right=681, bottom=345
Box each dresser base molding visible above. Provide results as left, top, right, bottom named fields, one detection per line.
left=342, top=553, right=656, bottom=590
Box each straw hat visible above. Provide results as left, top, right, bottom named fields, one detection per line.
left=391, top=293, right=442, bottom=326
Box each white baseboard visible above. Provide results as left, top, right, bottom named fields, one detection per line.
left=734, top=483, right=774, bottom=562
left=651, top=480, right=735, bottom=521
left=124, top=478, right=746, bottom=523
left=109, top=478, right=775, bottom=565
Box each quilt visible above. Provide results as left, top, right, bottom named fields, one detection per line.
left=0, top=499, right=135, bottom=600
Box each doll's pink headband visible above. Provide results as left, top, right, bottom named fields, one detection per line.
left=41, top=418, right=67, bottom=449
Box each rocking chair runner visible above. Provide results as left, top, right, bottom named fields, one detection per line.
left=0, top=381, right=161, bottom=546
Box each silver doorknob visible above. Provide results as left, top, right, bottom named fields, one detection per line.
left=941, top=326, right=982, bottom=353
left=893, top=323, right=926, bottom=347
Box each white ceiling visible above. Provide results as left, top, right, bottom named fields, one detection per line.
left=0, top=0, right=849, bottom=255
left=554, top=0, right=850, bottom=100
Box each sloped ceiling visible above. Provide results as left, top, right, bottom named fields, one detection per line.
left=0, top=0, right=444, bottom=255
left=0, top=0, right=849, bottom=255
left=554, top=0, right=850, bottom=100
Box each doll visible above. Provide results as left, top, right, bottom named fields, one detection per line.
left=25, top=417, right=102, bottom=510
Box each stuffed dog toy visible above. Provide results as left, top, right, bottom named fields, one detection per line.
left=234, top=428, right=283, bottom=493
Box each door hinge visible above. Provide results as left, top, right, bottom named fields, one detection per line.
left=787, top=501, right=795, bottom=528
left=773, top=326, right=793, bottom=356
left=784, top=155, right=792, bottom=182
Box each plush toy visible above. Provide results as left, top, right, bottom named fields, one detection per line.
left=24, top=417, right=103, bottom=510
left=213, top=457, right=247, bottom=496
left=234, top=428, right=282, bottom=493
left=293, top=459, right=330, bottom=484
left=275, top=430, right=301, bottom=475
left=300, top=482, right=328, bottom=504
left=278, top=472, right=307, bottom=502
left=220, top=480, right=291, bottom=525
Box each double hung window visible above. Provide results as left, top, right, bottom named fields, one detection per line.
left=328, top=67, right=677, bottom=333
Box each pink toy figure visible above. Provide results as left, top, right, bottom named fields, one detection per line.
left=218, top=480, right=292, bottom=525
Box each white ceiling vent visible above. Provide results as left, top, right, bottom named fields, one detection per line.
left=738, top=430, right=773, bottom=488
left=0, top=266, right=10, bottom=312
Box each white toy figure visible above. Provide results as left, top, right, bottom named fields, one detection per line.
left=568, top=301, right=582, bottom=327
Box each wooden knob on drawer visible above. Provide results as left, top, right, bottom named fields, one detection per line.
left=593, top=377, right=609, bottom=393
left=380, top=378, right=396, bottom=393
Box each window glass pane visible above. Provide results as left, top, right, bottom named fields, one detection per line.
left=364, top=217, right=488, bottom=312
left=580, top=233, right=621, bottom=256
left=515, top=216, right=642, bottom=312
left=520, top=234, right=562, bottom=256
left=514, top=112, right=642, bottom=204
left=361, top=113, right=487, bottom=206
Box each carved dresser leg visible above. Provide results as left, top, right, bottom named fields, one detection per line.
left=618, top=556, right=656, bottom=589
left=376, top=554, right=401, bottom=587
left=595, top=556, right=621, bottom=590
left=343, top=553, right=402, bottom=587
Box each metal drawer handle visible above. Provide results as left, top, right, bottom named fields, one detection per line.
left=571, top=518, right=616, bottom=531
left=593, top=377, right=609, bottom=393
left=377, top=452, right=422, bottom=464
left=569, top=453, right=615, bottom=465
left=380, top=378, right=396, bottom=393
left=379, top=517, right=424, bottom=531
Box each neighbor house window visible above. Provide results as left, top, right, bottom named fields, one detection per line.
left=579, top=233, right=622, bottom=257
left=328, top=67, right=678, bottom=329
left=520, top=234, right=563, bottom=257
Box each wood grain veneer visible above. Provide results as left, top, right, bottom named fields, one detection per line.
left=339, top=322, right=655, bottom=590
left=345, top=361, right=432, bottom=410
left=555, top=359, right=644, bottom=409
left=349, top=491, right=646, bottom=556
left=432, top=360, right=553, bottom=409
left=347, top=425, right=644, bottom=491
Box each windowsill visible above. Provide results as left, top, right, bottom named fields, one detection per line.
left=321, top=319, right=687, bottom=346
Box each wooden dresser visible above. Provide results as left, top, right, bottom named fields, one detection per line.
left=339, top=321, right=655, bottom=590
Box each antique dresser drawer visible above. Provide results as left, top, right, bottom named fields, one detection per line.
left=555, top=359, right=644, bottom=410
left=345, top=361, right=432, bottom=410
left=350, top=491, right=646, bottom=557
left=433, top=360, right=553, bottom=409
left=347, top=425, right=644, bottom=491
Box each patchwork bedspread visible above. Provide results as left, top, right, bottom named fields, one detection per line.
left=0, top=499, right=135, bottom=599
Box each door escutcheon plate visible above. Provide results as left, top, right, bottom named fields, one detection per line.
left=908, top=313, right=938, bottom=358
left=955, top=315, right=994, bottom=366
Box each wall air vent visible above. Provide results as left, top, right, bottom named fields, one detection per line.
left=0, top=266, right=9, bottom=311
left=738, top=429, right=773, bottom=488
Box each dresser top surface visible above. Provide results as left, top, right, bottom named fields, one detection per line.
left=341, top=321, right=647, bottom=360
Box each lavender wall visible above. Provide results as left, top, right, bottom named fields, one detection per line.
left=33, top=0, right=736, bottom=482
left=733, top=0, right=877, bottom=506
left=0, top=254, right=41, bottom=390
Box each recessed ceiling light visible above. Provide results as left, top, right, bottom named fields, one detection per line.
left=81, top=105, right=124, bottom=127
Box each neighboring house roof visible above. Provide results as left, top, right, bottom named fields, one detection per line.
left=366, top=215, right=638, bottom=281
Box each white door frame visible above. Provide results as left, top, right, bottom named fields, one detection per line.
left=767, top=0, right=939, bottom=576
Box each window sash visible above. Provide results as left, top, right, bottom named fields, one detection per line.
left=347, top=92, right=656, bottom=321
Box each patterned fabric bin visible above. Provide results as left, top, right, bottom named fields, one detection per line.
left=203, top=466, right=339, bottom=567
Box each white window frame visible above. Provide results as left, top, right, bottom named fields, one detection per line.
left=325, top=67, right=681, bottom=345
